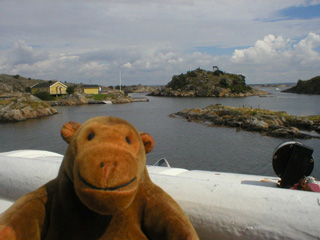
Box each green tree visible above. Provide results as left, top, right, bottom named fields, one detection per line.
left=66, top=86, right=75, bottom=94
left=25, top=87, right=31, bottom=93
left=212, top=66, right=219, bottom=72
left=115, top=85, right=126, bottom=90
left=186, top=71, right=197, bottom=78
left=167, top=74, right=187, bottom=90
left=213, top=70, right=224, bottom=76
left=219, top=78, right=229, bottom=88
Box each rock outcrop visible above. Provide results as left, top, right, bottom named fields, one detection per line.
left=111, top=97, right=133, bottom=104
left=106, top=92, right=134, bottom=104
left=48, top=93, right=89, bottom=106
left=282, top=76, right=320, bottom=95
left=149, top=67, right=269, bottom=97
left=0, top=94, right=57, bottom=123
left=173, top=104, right=320, bottom=139
left=0, top=74, right=45, bottom=94
left=123, top=84, right=157, bottom=93
left=49, top=92, right=135, bottom=105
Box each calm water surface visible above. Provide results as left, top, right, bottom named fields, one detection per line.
left=1, top=87, right=319, bottom=178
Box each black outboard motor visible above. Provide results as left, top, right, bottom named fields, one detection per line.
left=273, top=141, right=314, bottom=188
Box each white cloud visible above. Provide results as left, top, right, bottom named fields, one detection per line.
left=292, top=32, right=320, bottom=64
left=228, top=33, right=320, bottom=82
left=231, top=33, right=320, bottom=66
left=5, top=40, right=48, bottom=66
left=2, top=33, right=320, bottom=85
left=231, top=35, right=292, bottom=64
left=0, top=1, right=320, bottom=84
left=122, top=62, right=133, bottom=70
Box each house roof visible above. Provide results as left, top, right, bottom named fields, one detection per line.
left=83, top=85, right=100, bottom=88
left=31, top=81, right=67, bottom=88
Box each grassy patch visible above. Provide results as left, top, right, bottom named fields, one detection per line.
left=0, top=98, right=14, bottom=107
left=93, top=94, right=108, bottom=101
left=93, top=94, right=110, bottom=101
left=93, top=94, right=118, bottom=100
left=205, top=105, right=320, bottom=123
left=0, top=96, right=49, bottom=110
left=207, top=105, right=297, bottom=119
left=306, top=115, right=320, bottom=121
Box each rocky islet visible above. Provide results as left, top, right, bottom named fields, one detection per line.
left=173, top=104, right=320, bottom=139
left=148, top=67, right=269, bottom=97
left=282, top=76, right=320, bottom=95
left=0, top=94, right=57, bottom=123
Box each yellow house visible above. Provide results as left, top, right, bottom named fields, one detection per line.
left=83, top=85, right=101, bottom=95
left=31, top=81, right=67, bottom=95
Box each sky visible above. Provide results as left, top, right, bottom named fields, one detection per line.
left=0, top=0, right=320, bottom=86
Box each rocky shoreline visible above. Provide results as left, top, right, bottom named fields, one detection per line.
left=282, top=76, right=320, bottom=95
left=47, top=93, right=89, bottom=106
left=148, top=86, right=268, bottom=97
left=0, top=92, right=144, bottom=123
left=173, top=104, right=320, bottom=139
left=0, top=94, right=57, bottom=123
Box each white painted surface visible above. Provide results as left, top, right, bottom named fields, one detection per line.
left=0, top=150, right=320, bottom=239
left=0, top=150, right=62, bottom=203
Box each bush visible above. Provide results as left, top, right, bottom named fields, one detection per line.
left=213, top=70, right=224, bottom=76
left=186, top=71, right=197, bottom=78
left=66, top=86, right=75, bottom=94
left=219, top=78, right=229, bottom=88
left=230, top=84, right=251, bottom=93
left=167, top=74, right=188, bottom=90
left=33, top=92, right=55, bottom=101
left=25, top=87, right=31, bottom=93
left=115, top=85, right=126, bottom=90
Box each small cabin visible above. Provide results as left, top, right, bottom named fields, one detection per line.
left=31, top=81, right=67, bottom=96
left=83, top=85, right=101, bottom=95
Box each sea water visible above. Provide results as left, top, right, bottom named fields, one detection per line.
left=0, top=87, right=319, bottom=178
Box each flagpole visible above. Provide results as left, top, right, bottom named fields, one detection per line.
left=120, top=69, right=122, bottom=92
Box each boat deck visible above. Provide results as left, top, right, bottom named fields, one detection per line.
left=1, top=150, right=319, bottom=240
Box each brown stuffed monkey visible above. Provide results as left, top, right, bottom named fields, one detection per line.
left=0, top=116, right=199, bottom=240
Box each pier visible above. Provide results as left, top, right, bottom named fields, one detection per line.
left=132, top=98, right=149, bottom=102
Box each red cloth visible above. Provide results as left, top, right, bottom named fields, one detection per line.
left=291, top=183, right=320, bottom=192
left=308, top=183, right=320, bottom=192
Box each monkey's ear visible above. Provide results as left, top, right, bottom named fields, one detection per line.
left=61, top=121, right=81, bottom=143
left=140, top=132, right=154, bottom=154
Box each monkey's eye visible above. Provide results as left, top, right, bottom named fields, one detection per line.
left=126, top=136, right=131, bottom=144
left=88, top=132, right=95, bottom=141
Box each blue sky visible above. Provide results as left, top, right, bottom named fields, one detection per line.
left=0, top=0, right=319, bottom=85
left=281, top=4, right=320, bottom=19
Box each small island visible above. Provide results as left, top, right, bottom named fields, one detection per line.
left=0, top=93, right=57, bottom=123
left=149, top=67, right=268, bottom=97
left=282, top=76, right=320, bottom=95
left=172, top=104, right=320, bottom=139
